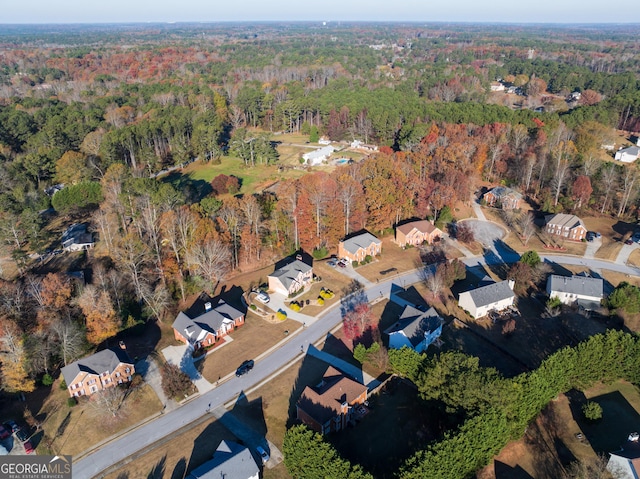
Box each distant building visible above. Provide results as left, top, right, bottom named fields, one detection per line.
left=615, top=146, right=640, bottom=163
left=338, top=232, right=382, bottom=264
left=62, top=223, right=94, bottom=252
left=187, top=440, right=260, bottom=479
left=458, top=280, right=516, bottom=319
left=545, top=214, right=587, bottom=241
left=349, top=140, right=378, bottom=152
left=546, top=275, right=603, bottom=310
left=302, top=146, right=335, bottom=165
left=483, top=186, right=523, bottom=210
left=490, top=82, right=505, bottom=92
left=384, top=305, right=443, bottom=353
left=61, top=348, right=134, bottom=398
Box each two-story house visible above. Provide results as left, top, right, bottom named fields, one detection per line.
left=338, top=232, right=382, bottom=264
left=395, top=220, right=442, bottom=248
left=384, top=305, right=443, bottom=353
left=268, top=254, right=313, bottom=296
left=61, top=348, right=134, bottom=398
left=458, top=280, right=516, bottom=319
left=172, top=294, right=245, bottom=350
left=546, top=274, right=603, bottom=310
left=545, top=213, right=587, bottom=241
left=187, top=440, right=260, bottom=479
left=482, top=186, right=523, bottom=210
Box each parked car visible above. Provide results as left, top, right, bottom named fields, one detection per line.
left=586, top=232, right=594, bottom=242
left=236, top=359, right=255, bottom=377
left=337, top=259, right=347, bottom=268
left=633, top=232, right=640, bottom=243
left=255, top=292, right=270, bottom=304
left=23, top=440, right=34, bottom=454
left=3, top=420, right=19, bottom=434
left=625, top=238, right=634, bottom=245
left=256, top=445, right=270, bottom=464
left=15, top=427, right=29, bottom=442
left=327, top=259, right=337, bottom=267
left=0, top=425, right=10, bottom=440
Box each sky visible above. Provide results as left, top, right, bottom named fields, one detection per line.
left=2, top=0, right=638, bottom=24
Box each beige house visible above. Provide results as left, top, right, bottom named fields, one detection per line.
left=545, top=213, right=587, bottom=241
left=268, top=255, right=313, bottom=296
left=338, top=232, right=382, bottom=264
left=395, top=220, right=442, bottom=247
left=61, top=348, right=134, bottom=398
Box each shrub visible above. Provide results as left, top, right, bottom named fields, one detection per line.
left=520, top=250, right=541, bottom=267
left=352, top=261, right=359, bottom=267
left=312, top=246, right=328, bottom=259
left=250, top=304, right=257, bottom=310
left=129, top=373, right=144, bottom=389
left=320, top=288, right=335, bottom=300
left=276, top=310, right=287, bottom=321
left=161, top=362, right=194, bottom=400
left=67, top=398, right=77, bottom=407
left=59, top=379, right=67, bottom=390
left=41, top=373, right=54, bottom=386
left=364, top=255, right=372, bottom=264
left=582, top=401, right=603, bottom=421
left=290, top=302, right=302, bottom=312
left=317, top=297, right=325, bottom=305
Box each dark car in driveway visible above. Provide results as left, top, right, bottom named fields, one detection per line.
left=236, top=360, right=254, bottom=377
left=0, top=425, right=10, bottom=440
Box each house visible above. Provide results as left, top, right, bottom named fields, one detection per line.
left=187, top=440, right=260, bottom=479
left=296, top=366, right=368, bottom=435
left=61, top=348, right=134, bottom=398
left=349, top=140, right=378, bottom=152
left=302, top=145, right=335, bottom=166
left=172, top=294, right=245, bottom=350
left=395, top=220, right=442, bottom=247
left=384, top=305, right=443, bottom=353
left=490, top=81, right=505, bottom=92
left=546, top=274, right=603, bottom=310
left=607, top=435, right=640, bottom=479
left=268, top=254, right=313, bottom=296
left=615, top=146, right=640, bottom=163
left=483, top=186, right=523, bottom=210
left=545, top=213, right=587, bottom=241
left=458, top=280, right=515, bottom=319
left=318, top=137, right=332, bottom=145
left=62, top=223, right=94, bottom=252
left=338, top=232, right=382, bottom=264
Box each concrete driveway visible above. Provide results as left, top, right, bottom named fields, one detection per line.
left=162, top=344, right=213, bottom=394
left=136, top=356, right=178, bottom=412
left=616, top=241, right=640, bottom=265
left=583, top=237, right=602, bottom=259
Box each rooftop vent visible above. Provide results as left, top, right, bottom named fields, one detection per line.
left=204, top=302, right=212, bottom=312
left=296, top=254, right=302, bottom=261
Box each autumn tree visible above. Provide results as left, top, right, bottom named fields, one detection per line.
left=161, top=362, right=194, bottom=400
left=342, top=302, right=374, bottom=343
left=0, top=319, right=35, bottom=393
left=78, top=286, right=120, bottom=345
left=571, top=175, right=593, bottom=210
left=55, top=150, right=92, bottom=185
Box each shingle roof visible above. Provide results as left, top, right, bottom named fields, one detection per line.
left=297, top=366, right=367, bottom=425
left=618, top=146, right=640, bottom=156
left=341, top=232, right=381, bottom=255
left=303, top=145, right=335, bottom=161
left=172, top=299, right=243, bottom=341
left=545, top=213, right=585, bottom=230
left=396, top=220, right=439, bottom=236
left=269, top=259, right=312, bottom=291
left=466, top=280, right=515, bottom=308
left=485, top=186, right=522, bottom=200
left=384, top=305, right=442, bottom=347
left=61, top=348, right=133, bottom=385
left=547, top=275, right=603, bottom=298
left=188, top=440, right=259, bottom=479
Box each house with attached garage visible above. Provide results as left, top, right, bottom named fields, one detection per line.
left=384, top=304, right=443, bottom=353
left=172, top=293, right=245, bottom=350
left=302, top=145, right=335, bottom=166
left=482, top=186, right=523, bottom=210
left=546, top=274, right=603, bottom=310
left=545, top=213, right=587, bottom=241
left=268, top=253, right=313, bottom=296
left=297, top=366, right=368, bottom=435
left=187, top=440, right=259, bottom=479
left=614, top=146, right=640, bottom=163
left=61, top=348, right=134, bottom=398
left=395, top=220, right=442, bottom=247
left=458, top=280, right=516, bottom=319
left=338, top=231, right=382, bottom=264
left=62, top=223, right=94, bottom=252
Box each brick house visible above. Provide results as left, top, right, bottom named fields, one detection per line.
left=296, top=366, right=368, bottom=435
left=172, top=294, right=245, bottom=350
left=395, top=220, right=442, bottom=247
left=61, top=348, right=134, bottom=398
left=482, top=186, right=522, bottom=210
left=545, top=213, right=587, bottom=241
left=338, top=232, right=381, bottom=264
left=268, top=254, right=313, bottom=296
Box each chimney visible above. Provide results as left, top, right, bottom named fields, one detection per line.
left=204, top=302, right=212, bottom=312
left=296, top=254, right=302, bottom=261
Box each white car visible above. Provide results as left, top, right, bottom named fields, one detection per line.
left=255, top=292, right=270, bottom=304
left=256, top=445, right=270, bottom=464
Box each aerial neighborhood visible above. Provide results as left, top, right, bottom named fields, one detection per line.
left=2, top=19, right=640, bottom=479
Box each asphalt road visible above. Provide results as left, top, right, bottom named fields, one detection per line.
left=74, top=249, right=640, bottom=478
left=73, top=272, right=421, bottom=479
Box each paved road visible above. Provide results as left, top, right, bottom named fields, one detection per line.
left=73, top=272, right=420, bottom=479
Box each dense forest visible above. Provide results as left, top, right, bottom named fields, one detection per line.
left=0, top=22, right=639, bottom=477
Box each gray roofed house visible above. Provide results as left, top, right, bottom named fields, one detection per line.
left=302, top=145, right=335, bottom=166
left=172, top=298, right=245, bottom=350
left=614, top=145, right=640, bottom=163
left=188, top=440, right=260, bottom=479
left=545, top=213, right=587, bottom=241
left=268, top=257, right=313, bottom=296
left=483, top=186, right=523, bottom=210
left=458, top=280, right=515, bottom=319
left=338, top=232, right=382, bottom=263
left=385, top=305, right=443, bottom=353
left=546, top=274, right=603, bottom=309
left=61, top=348, right=135, bottom=397
left=62, top=223, right=94, bottom=252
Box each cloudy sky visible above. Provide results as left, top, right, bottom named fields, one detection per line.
left=3, top=0, right=637, bottom=23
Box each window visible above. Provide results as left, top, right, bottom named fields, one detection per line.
left=125, top=367, right=131, bottom=374
left=115, top=372, right=120, bottom=377
left=88, top=379, right=96, bottom=385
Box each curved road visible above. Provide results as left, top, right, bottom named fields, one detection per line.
left=75, top=250, right=640, bottom=478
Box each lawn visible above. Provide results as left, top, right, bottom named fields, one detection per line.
left=38, top=380, right=162, bottom=457
left=354, top=236, right=423, bottom=283
left=628, top=249, right=640, bottom=268
left=199, top=313, right=301, bottom=383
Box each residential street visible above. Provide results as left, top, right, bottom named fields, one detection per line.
left=73, top=241, right=640, bottom=478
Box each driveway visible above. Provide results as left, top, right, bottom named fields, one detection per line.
left=136, top=356, right=178, bottom=412
left=616, top=242, right=639, bottom=265
left=162, top=344, right=213, bottom=394
left=583, top=237, right=602, bottom=259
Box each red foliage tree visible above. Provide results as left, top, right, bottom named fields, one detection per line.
left=342, top=303, right=374, bottom=343
left=572, top=175, right=593, bottom=210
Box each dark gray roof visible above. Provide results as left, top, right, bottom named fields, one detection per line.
left=466, top=280, right=514, bottom=308
left=62, top=223, right=92, bottom=248
left=172, top=311, right=205, bottom=341
left=61, top=348, right=133, bottom=385
left=341, top=232, right=381, bottom=255
left=384, top=305, right=442, bottom=348
left=172, top=300, right=243, bottom=340
left=547, top=275, right=603, bottom=298
left=269, top=259, right=312, bottom=291
left=188, top=440, right=259, bottom=479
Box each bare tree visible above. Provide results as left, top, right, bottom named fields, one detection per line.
left=336, top=174, right=361, bottom=235
left=51, top=318, right=85, bottom=366
left=218, top=199, right=243, bottom=269
left=186, top=240, right=231, bottom=293
left=520, top=213, right=537, bottom=246
left=89, top=386, right=126, bottom=418
left=617, top=166, right=639, bottom=218
left=551, top=158, right=571, bottom=207
left=600, top=164, right=618, bottom=214
left=424, top=267, right=445, bottom=299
